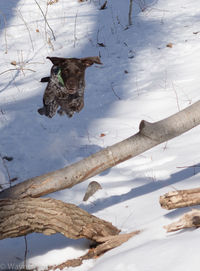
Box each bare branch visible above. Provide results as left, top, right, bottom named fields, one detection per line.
left=1, top=100, right=200, bottom=199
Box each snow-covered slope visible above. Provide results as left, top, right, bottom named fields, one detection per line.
left=0, top=0, right=200, bottom=270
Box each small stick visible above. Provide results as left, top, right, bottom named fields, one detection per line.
left=24, top=235, right=28, bottom=270
left=111, top=83, right=121, bottom=100
left=128, top=0, right=133, bottom=26
left=18, top=10, right=34, bottom=51
left=0, top=154, right=12, bottom=187
left=100, top=1, right=107, bottom=10
left=164, top=209, right=200, bottom=232
left=34, top=0, right=56, bottom=41
left=172, top=82, right=181, bottom=112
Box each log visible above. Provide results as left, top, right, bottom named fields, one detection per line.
left=164, top=209, right=200, bottom=232
left=0, top=197, right=140, bottom=269
left=0, top=197, right=120, bottom=241
left=160, top=187, right=200, bottom=210
left=1, top=100, right=200, bottom=199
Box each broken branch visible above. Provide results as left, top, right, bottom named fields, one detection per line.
left=164, top=209, right=200, bottom=232
left=160, top=187, right=200, bottom=210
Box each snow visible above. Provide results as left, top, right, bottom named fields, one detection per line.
left=0, top=0, right=200, bottom=270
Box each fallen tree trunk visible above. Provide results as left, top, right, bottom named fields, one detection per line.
left=0, top=197, right=140, bottom=269
left=160, top=187, right=200, bottom=210
left=164, top=209, right=200, bottom=232
left=0, top=197, right=120, bottom=241
left=1, top=100, right=200, bottom=199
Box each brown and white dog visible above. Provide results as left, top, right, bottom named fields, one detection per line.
left=38, top=56, right=102, bottom=118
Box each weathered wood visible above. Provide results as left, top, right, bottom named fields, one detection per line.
left=160, top=187, right=200, bottom=210
left=47, top=230, right=140, bottom=270
left=83, top=181, right=102, bottom=201
left=0, top=197, right=140, bottom=269
left=164, top=210, right=200, bottom=232
left=1, top=100, right=200, bottom=199
left=0, top=197, right=120, bottom=241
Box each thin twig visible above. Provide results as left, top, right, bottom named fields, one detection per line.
left=34, top=0, right=56, bottom=41
left=19, top=50, right=26, bottom=76
left=73, top=11, right=78, bottom=47
left=128, top=0, right=133, bottom=26
left=0, top=153, right=11, bottom=187
left=44, top=3, right=49, bottom=43
left=172, top=82, right=181, bottom=111
left=0, top=68, right=36, bottom=77
left=24, top=235, right=28, bottom=270
left=18, top=9, right=34, bottom=51
left=100, top=1, right=107, bottom=10
left=111, top=83, right=121, bottom=100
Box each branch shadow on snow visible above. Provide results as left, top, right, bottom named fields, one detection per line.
left=80, top=163, right=200, bottom=213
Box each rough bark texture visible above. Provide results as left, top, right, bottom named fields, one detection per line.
left=164, top=210, right=200, bottom=232
left=1, top=100, right=200, bottom=200
left=160, top=187, right=200, bottom=210
left=0, top=197, right=120, bottom=241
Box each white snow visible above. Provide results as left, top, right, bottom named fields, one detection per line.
left=0, top=0, right=200, bottom=270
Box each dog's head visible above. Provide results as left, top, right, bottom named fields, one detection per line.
left=47, top=56, right=102, bottom=94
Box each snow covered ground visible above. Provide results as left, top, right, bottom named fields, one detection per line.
left=0, top=0, right=200, bottom=270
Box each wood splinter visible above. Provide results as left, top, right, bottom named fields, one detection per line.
left=164, top=209, right=200, bottom=232
left=0, top=197, right=140, bottom=269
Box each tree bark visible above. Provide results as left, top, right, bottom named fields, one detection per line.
left=0, top=197, right=120, bottom=241
left=160, top=187, right=200, bottom=210
left=47, top=230, right=140, bottom=270
left=1, top=100, right=200, bottom=200
left=164, top=209, right=200, bottom=232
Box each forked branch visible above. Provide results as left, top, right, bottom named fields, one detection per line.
left=1, top=101, right=200, bottom=200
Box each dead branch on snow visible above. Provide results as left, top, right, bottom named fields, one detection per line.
left=1, top=100, right=200, bottom=200
left=160, top=187, right=200, bottom=210
left=164, top=209, right=200, bottom=232
left=0, top=197, right=120, bottom=241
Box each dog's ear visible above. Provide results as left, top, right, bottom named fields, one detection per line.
left=81, top=56, right=102, bottom=67
left=47, top=56, right=67, bottom=66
